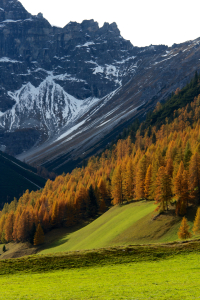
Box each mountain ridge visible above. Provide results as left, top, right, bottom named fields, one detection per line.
left=0, top=0, right=200, bottom=171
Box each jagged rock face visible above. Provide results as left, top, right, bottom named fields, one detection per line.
left=0, top=0, right=30, bottom=21
left=0, top=0, right=200, bottom=165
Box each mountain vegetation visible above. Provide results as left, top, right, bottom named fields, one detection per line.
left=1, top=73, right=200, bottom=245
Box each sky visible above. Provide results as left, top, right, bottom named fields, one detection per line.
left=20, top=0, right=200, bottom=47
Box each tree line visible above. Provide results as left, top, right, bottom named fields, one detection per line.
left=1, top=89, right=200, bottom=245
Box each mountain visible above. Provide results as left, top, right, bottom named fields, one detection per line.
left=0, top=0, right=200, bottom=172
left=0, top=150, right=46, bottom=207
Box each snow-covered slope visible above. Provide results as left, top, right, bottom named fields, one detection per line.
left=0, top=76, right=99, bottom=135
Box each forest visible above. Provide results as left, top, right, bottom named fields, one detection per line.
left=1, top=73, right=200, bottom=245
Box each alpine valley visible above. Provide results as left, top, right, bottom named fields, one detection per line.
left=0, top=0, right=200, bottom=173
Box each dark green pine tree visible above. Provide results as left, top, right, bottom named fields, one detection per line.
left=87, top=185, right=98, bottom=218
left=147, top=126, right=152, bottom=138
left=152, top=132, right=156, bottom=144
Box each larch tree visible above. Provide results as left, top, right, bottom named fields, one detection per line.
left=111, top=164, right=123, bottom=204
left=184, top=141, right=192, bottom=169
left=33, top=223, right=45, bottom=246
left=144, top=164, right=153, bottom=199
left=98, top=178, right=109, bottom=206
left=12, top=211, right=20, bottom=241
left=135, top=155, right=147, bottom=199
left=189, top=152, right=200, bottom=204
left=155, top=166, right=172, bottom=211
left=193, top=207, right=200, bottom=235
left=17, top=210, right=28, bottom=242
left=51, top=200, right=60, bottom=228
left=174, top=161, right=187, bottom=215
left=166, top=158, right=173, bottom=178
left=4, top=211, right=15, bottom=242
left=178, top=217, right=192, bottom=239
left=123, top=159, right=135, bottom=202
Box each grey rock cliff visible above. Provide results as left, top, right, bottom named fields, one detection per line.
left=0, top=0, right=199, bottom=167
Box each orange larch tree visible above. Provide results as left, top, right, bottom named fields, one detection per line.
left=178, top=217, right=192, bottom=239
left=193, top=207, right=200, bottom=235
left=34, top=223, right=45, bottom=246
left=111, top=164, right=123, bottom=204
left=135, top=155, right=148, bottom=199
left=144, top=164, right=153, bottom=199
left=155, top=166, right=172, bottom=211
left=189, top=152, right=200, bottom=204
left=4, top=211, right=15, bottom=242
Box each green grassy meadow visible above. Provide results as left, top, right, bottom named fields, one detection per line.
left=40, top=201, right=195, bottom=254
left=1, top=247, right=200, bottom=299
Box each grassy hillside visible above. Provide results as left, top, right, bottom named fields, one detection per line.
left=40, top=201, right=195, bottom=255
left=0, top=151, right=46, bottom=207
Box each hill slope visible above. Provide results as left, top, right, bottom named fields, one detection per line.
left=0, top=151, right=46, bottom=207
left=40, top=201, right=195, bottom=254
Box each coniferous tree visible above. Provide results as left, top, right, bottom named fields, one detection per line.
left=184, top=141, right=192, bottom=169
left=17, top=210, right=28, bottom=242
left=193, top=207, right=200, bottom=235
left=123, top=159, right=134, bottom=201
left=135, top=155, right=147, bottom=199
left=189, top=152, right=200, bottom=204
left=87, top=185, right=98, bottom=217
left=33, top=223, right=45, bottom=246
left=111, top=165, right=123, bottom=204
left=178, top=217, right=192, bottom=239
left=4, top=211, right=15, bottom=242
left=29, top=223, right=36, bottom=245
left=144, top=164, right=152, bottom=199
left=51, top=200, right=60, bottom=227
left=152, top=132, right=156, bottom=144
left=1, top=231, right=6, bottom=244
left=155, top=166, right=172, bottom=211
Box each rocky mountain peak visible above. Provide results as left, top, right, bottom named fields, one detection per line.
left=101, top=22, right=120, bottom=36
left=81, top=19, right=99, bottom=33
left=0, top=0, right=30, bottom=22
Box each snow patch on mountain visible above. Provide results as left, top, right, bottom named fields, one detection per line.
left=0, top=77, right=99, bottom=135
left=56, top=120, right=86, bottom=141
left=0, top=57, right=22, bottom=63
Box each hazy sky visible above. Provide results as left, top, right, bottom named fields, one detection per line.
left=20, top=0, right=200, bottom=47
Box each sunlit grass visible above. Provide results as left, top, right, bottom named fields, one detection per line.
left=1, top=252, right=200, bottom=299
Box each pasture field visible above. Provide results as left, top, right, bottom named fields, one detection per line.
left=40, top=201, right=195, bottom=255
left=1, top=242, right=200, bottom=300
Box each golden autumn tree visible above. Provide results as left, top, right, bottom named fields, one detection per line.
left=155, top=166, right=172, bottom=211
left=135, top=155, right=147, bottom=199
left=144, top=164, right=153, bottom=199
left=12, top=211, right=20, bottom=241
left=42, top=211, right=50, bottom=232
left=174, top=161, right=188, bottom=215
left=193, top=207, right=200, bottom=235
left=4, top=211, right=15, bottom=242
left=123, top=159, right=135, bottom=201
left=51, top=200, right=60, bottom=227
left=17, top=209, right=28, bottom=242
left=33, top=223, right=45, bottom=246
left=189, top=152, right=200, bottom=204
left=98, top=178, right=110, bottom=206
left=178, top=217, right=192, bottom=239
left=111, top=164, right=123, bottom=204
left=166, top=158, right=173, bottom=178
